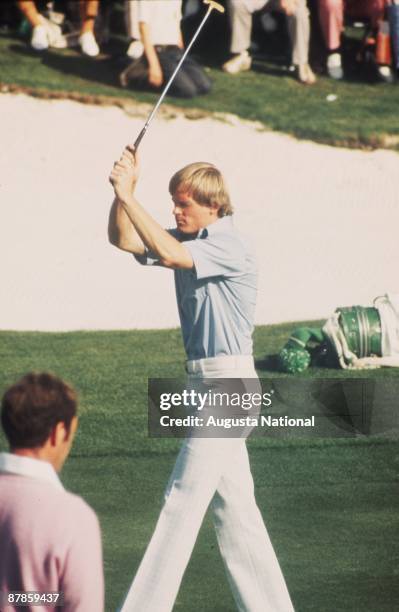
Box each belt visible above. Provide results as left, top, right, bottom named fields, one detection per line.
left=185, top=355, right=255, bottom=376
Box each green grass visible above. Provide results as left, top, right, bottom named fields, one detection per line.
left=0, top=326, right=398, bottom=611
left=1, top=33, right=399, bottom=149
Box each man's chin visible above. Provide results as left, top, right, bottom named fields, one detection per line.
left=176, top=225, right=196, bottom=236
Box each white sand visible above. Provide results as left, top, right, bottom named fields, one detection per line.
left=1, top=92, right=398, bottom=331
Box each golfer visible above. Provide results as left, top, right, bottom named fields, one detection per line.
left=108, top=147, right=294, bottom=612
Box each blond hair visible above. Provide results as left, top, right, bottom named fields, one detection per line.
left=169, top=162, right=233, bottom=217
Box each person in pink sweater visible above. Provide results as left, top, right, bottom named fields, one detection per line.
left=0, top=372, right=104, bottom=612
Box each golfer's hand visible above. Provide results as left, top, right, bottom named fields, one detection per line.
left=279, top=0, right=298, bottom=15
left=109, top=146, right=139, bottom=203
left=148, top=65, right=163, bottom=88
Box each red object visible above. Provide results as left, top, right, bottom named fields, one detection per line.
left=376, top=21, right=392, bottom=64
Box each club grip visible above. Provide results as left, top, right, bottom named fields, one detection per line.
left=134, top=126, right=147, bottom=151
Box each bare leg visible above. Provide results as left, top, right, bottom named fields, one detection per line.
left=80, top=0, right=99, bottom=34
left=79, top=0, right=100, bottom=56
left=16, top=1, right=42, bottom=27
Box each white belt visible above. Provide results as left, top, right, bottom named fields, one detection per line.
left=186, top=355, right=255, bottom=376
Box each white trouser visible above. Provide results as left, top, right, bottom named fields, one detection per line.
left=228, top=0, right=311, bottom=66
left=120, top=355, right=294, bottom=612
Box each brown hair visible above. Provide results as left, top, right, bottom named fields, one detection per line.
left=1, top=372, right=77, bottom=449
left=169, top=162, right=233, bottom=217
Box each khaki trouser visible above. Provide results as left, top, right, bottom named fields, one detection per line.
left=228, top=0, right=311, bottom=66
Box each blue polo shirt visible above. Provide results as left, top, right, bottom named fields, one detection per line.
left=135, top=215, right=257, bottom=360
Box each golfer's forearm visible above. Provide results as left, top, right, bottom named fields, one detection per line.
left=121, top=196, right=193, bottom=268
left=108, top=198, right=145, bottom=254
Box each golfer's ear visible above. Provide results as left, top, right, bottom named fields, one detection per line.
left=49, top=422, right=66, bottom=447
left=49, top=425, right=58, bottom=447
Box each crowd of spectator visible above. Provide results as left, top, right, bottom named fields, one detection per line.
left=1, top=0, right=399, bottom=94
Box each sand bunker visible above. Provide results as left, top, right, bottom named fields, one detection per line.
left=1, top=92, right=398, bottom=331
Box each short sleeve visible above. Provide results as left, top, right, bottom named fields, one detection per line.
left=136, top=0, right=151, bottom=23
left=134, top=250, right=161, bottom=266
left=184, top=233, right=246, bottom=280
left=137, top=0, right=182, bottom=23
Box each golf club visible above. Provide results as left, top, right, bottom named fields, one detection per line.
left=133, top=0, right=225, bottom=151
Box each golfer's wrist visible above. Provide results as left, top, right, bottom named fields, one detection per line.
left=119, top=193, right=136, bottom=209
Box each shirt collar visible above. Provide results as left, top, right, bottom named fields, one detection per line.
left=198, top=215, right=234, bottom=239
left=0, top=452, right=64, bottom=490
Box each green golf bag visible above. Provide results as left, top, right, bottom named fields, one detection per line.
left=278, top=293, right=399, bottom=372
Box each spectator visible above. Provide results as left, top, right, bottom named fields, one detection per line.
left=0, top=372, right=104, bottom=612
left=318, top=0, right=393, bottom=81
left=16, top=0, right=100, bottom=56
left=0, top=1, right=21, bottom=31
left=120, top=0, right=212, bottom=98
left=223, top=0, right=316, bottom=84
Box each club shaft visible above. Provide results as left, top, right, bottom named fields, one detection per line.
left=134, top=5, right=213, bottom=150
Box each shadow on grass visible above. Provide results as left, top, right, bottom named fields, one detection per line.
left=251, top=59, right=294, bottom=79
left=8, top=41, right=216, bottom=99
left=9, top=36, right=380, bottom=95
left=9, top=43, right=120, bottom=88
left=255, top=353, right=280, bottom=372
left=255, top=355, right=399, bottom=438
